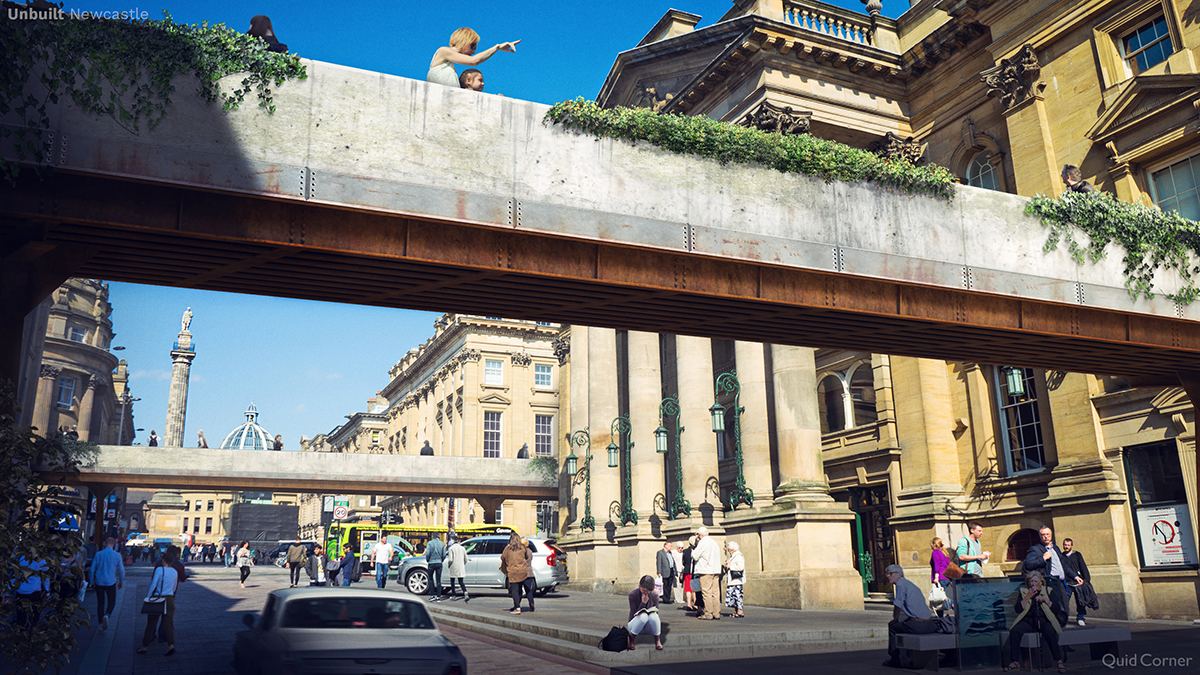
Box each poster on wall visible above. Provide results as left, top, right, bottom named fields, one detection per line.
left=1135, top=503, right=1199, bottom=568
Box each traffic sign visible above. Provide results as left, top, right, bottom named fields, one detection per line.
left=333, top=505, right=349, bottom=520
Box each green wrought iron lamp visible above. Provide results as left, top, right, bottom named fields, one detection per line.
left=712, top=371, right=754, bottom=510
left=1002, top=366, right=1026, bottom=398
left=655, top=395, right=690, bottom=519
left=610, top=415, right=637, bottom=526
left=565, top=428, right=595, bottom=532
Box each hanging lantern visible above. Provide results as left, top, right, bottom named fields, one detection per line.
left=655, top=425, right=668, bottom=453
left=1003, top=366, right=1026, bottom=397
left=565, top=452, right=578, bottom=477
left=709, top=402, right=726, bottom=433
left=607, top=441, right=620, bottom=467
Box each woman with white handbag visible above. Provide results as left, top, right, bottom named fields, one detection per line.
left=136, top=549, right=179, bottom=656
left=928, top=537, right=952, bottom=613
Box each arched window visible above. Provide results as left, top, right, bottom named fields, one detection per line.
left=847, top=363, right=877, bottom=428
left=967, top=151, right=999, bottom=191
left=1006, top=528, right=1041, bottom=561
left=817, top=374, right=846, bottom=434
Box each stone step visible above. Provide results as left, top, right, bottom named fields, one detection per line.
left=428, top=604, right=888, bottom=666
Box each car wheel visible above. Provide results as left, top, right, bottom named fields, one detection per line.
left=406, top=569, right=429, bottom=595
left=535, top=584, right=553, bottom=597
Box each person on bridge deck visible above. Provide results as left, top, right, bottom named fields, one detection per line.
left=247, top=15, right=288, bottom=53
left=197, top=430, right=208, bottom=448
left=459, top=69, right=484, bottom=92
left=884, top=564, right=936, bottom=668
left=445, top=534, right=469, bottom=601
left=286, top=540, right=307, bottom=588
left=425, top=534, right=447, bottom=602
left=1061, top=164, right=1097, bottom=194
left=627, top=575, right=663, bottom=650
left=306, top=545, right=331, bottom=586
left=236, top=541, right=252, bottom=588
left=1004, top=571, right=1066, bottom=673
left=148, top=430, right=158, bottom=447
left=499, top=532, right=531, bottom=614
left=426, top=27, right=519, bottom=88
left=273, top=434, right=283, bottom=451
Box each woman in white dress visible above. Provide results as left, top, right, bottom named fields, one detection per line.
left=427, top=27, right=519, bottom=88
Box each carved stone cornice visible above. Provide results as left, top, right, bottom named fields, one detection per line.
left=461, top=348, right=481, bottom=362
left=39, top=364, right=61, bottom=379
left=738, top=100, right=811, bottom=135
left=511, top=352, right=532, bottom=367
left=870, top=132, right=926, bottom=164
left=552, top=337, right=570, bottom=365
left=980, top=44, right=1045, bottom=111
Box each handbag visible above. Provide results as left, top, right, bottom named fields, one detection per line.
left=140, top=568, right=168, bottom=615
left=943, top=561, right=965, bottom=579
left=77, top=579, right=88, bottom=602
left=928, top=583, right=947, bottom=606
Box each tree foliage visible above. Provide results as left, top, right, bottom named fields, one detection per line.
left=0, top=383, right=95, bottom=674
left=543, top=98, right=958, bottom=200
left=0, top=7, right=307, bottom=183
left=1027, top=192, right=1200, bottom=304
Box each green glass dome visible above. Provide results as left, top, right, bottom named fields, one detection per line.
left=219, top=402, right=274, bottom=450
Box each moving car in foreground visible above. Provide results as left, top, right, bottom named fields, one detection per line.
left=232, top=587, right=466, bottom=675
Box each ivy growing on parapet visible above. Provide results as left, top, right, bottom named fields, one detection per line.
left=1028, top=192, right=1200, bottom=304
left=0, top=8, right=307, bottom=184
left=542, top=98, right=958, bottom=200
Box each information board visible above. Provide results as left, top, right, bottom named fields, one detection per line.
left=1135, top=503, right=1198, bottom=568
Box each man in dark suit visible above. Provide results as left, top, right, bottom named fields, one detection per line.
left=656, top=541, right=677, bottom=603
left=1024, top=526, right=1083, bottom=626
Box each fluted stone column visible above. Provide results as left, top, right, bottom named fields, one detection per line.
left=734, top=341, right=774, bottom=507
left=76, top=375, right=98, bottom=441
left=771, top=345, right=830, bottom=501
left=615, top=331, right=666, bottom=588
left=588, top=328, right=621, bottom=526
left=676, top=335, right=722, bottom=524
left=33, top=364, right=59, bottom=436
left=163, top=326, right=195, bottom=448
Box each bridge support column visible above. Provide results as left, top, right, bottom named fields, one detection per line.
left=475, top=497, right=504, bottom=524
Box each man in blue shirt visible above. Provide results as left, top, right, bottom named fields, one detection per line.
left=955, top=522, right=991, bottom=578
left=90, top=537, right=125, bottom=630
left=425, top=535, right=447, bottom=602
left=884, top=565, right=936, bottom=668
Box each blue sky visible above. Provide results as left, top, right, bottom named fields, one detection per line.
left=88, top=0, right=906, bottom=447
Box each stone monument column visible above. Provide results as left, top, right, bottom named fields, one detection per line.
left=76, top=375, right=98, bottom=441
left=734, top=341, right=775, bottom=507
left=163, top=308, right=196, bottom=447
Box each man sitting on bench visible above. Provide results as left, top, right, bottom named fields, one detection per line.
left=885, top=564, right=937, bottom=668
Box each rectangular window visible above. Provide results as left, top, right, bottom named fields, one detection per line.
left=993, top=367, right=1046, bottom=475
left=484, top=359, right=503, bottom=385
left=483, top=411, right=502, bottom=458
left=55, top=376, right=75, bottom=408
left=1122, top=16, right=1173, bottom=74
left=193, top=519, right=200, bottom=533
left=534, top=415, right=553, bottom=456
left=371, top=430, right=380, bottom=445
left=182, top=517, right=189, bottom=532
left=534, top=363, right=552, bottom=388
left=208, top=500, right=214, bottom=511
left=1151, top=153, right=1200, bottom=222
left=205, top=518, right=213, bottom=534
left=184, top=500, right=190, bottom=511
left=1123, top=441, right=1198, bottom=569
left=68, top=326, right=86, bottom=343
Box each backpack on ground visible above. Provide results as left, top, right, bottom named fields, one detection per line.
left=599, top=626, right=630, bottom=652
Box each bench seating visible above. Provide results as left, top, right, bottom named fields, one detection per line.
left=895, top=633, right=957, bottom=671
left=898, top=626, right=1132, bottom=671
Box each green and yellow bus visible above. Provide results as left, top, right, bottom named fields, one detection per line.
left=325, top=522, right=514, bottom=572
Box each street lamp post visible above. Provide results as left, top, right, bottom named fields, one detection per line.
left=116, top=391, right=140, bottom=445
left=655, top=396, right=690, bottom=519
left=610, top=415, right=637, bottom=526
left=712, top=371, right=754, bottom=510
left=565, top=428, right=595, bottom=532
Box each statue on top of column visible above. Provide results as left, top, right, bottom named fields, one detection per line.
left=181, top=307, right=192, bottom=332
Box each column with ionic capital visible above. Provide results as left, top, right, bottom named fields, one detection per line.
left=33, top=364, right=60, bottom=436
left=771, top=345, right=832, bottom=502
left=76, top=375, right=99, bottom=441
left=733, top=341, right=775, bottom=507
left=676, top=336, right=722, bottom=520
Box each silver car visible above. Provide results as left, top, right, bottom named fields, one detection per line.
left=399, top=536, right=567, bottom=596
left=232, top=587, right=465, bottom=675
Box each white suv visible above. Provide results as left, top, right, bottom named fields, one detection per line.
left=399, top=536, right=567, bottom=596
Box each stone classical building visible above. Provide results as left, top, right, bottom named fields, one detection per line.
left=560, top=0, right=1200, bottom=619
left=302, top=315, right=563, bottom=538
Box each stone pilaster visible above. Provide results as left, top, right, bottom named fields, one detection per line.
left=33, top=364, right=59, bottom=436
left=588, top=327, right=621, bottom=527
left=734, top=341, right=774, bottom=506
left=163, top=328, right=195, bottom=447
left=76, top=375, right=99, bottom=441
left=616, top=331, right=667, bottom=591
left=676, top=335, right=723, bottom=526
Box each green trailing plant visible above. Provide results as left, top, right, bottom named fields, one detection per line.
left=543, top=98, right=957, bottom=200
left=0, top=8, right=307, bottom=183
left=1027, top=192, right=1200, bottom=304
left=0, top=383, right=92, bottom=674
left=526, top=455, right=559, bottom=486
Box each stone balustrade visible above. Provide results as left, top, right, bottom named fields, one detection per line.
left=783, top=0, right=886, bottom=47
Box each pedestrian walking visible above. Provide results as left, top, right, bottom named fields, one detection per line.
left=692, top=527, right=722, bottom=620
left=90, top=537, right=125, bottom=630
left=222, top=540, right=233, bottom=567
left=955, top=522, right=990, bottom=578
left=520, top=538, right=536, bottom=612
left=1062, top=537, right=1090, bottom=625
left=445, top=534, right=469, bottom=602
left=339, top=545, right=358, bottom=587
left=372, top=538, right=394, bottom=589
left=671, top=542, right=685, bottom=601
left=682, top=537, right=698, bottom=612
left=1022, top=526, right=1082, bottom=628
left=136, top=550, right=178, bottom=657
left=626, top=575, right=664, bottom=650
left=656, top=541, right=677, bottom=604
left=425, top=534, right=446, bottom=601
left=883, top=565, right=937, bottom=668
left=499, top=532, right=531, bottom=614
left=724, top=541, right=745, bottom=618
left=1004, top=571, right=1066, bottom=673
left=286, top=540, right=307, bottom=588
left=305, top=545, right=330, bottom=586
left=236, top=540, right=252, bottom=588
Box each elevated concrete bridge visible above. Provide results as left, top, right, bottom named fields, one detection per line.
left=3, top=59, right=1199, bottom=386
left=45, top=446, right=556, bottom=502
